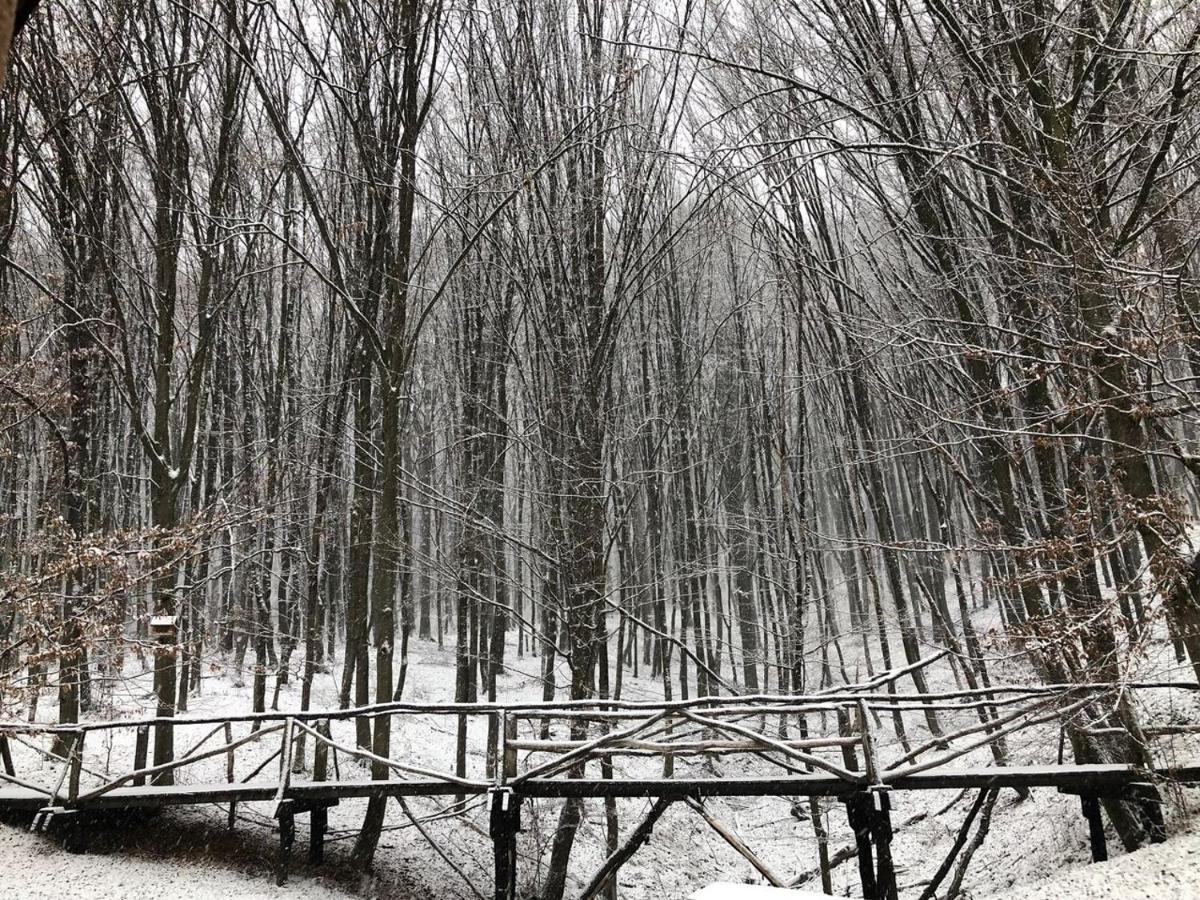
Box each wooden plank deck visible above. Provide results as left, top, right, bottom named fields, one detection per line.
left=0, top=787, right=49, bottom=810
left=0, top=778, right=484, bottom=812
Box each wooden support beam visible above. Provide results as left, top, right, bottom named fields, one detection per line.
left=490, top=788, right=521, bottom=900
left=845, top=793, right=877, bottom=900
left=578, top=796, right=674, bottom=900
left=0, top=735, right=14, bottom=777
left=1081, top=795, right=1107, bottom=862
left=915, top=788, right=992, bottom=900
left=396, top=796, right=484, bottom=900
left=276, top=800, right=296, bottom=886
left=871, top=792, right=898, bottom=900
left=310, top=806, right=327, bottom=865
left=844, top=790, right=899, bottom=900
left=578, top=801, right=676, bottom=900
left=684, top=797, right=786, bottom=887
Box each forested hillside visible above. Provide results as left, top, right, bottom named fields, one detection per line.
left=3, top=1, right=1200, bottom=897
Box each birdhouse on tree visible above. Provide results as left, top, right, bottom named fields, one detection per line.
left=149, top=616, right=178, bottom=642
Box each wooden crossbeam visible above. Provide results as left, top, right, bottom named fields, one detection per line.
left=578, top=797, right=674, bottom=900
left=507, top=735, right=858, bottom=754
left=684, top=797, right=787, bottom=887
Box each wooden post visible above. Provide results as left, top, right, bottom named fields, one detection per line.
left=271, top=717, right=296, bottom=867
left=276, top=800, right=295, bottom=886
left=502, top=712, right=517, bottom=783
left=488, top=710, right=500, bottom=779
left=844, top=793, right=877, bottom=900
left=67, top=731, right=85, bottom=804
left=310, top=720, right=331, bottom=864
left=224, top=722, right=235, bottom=783
left=309, top=805, right=329, bottom=865
left=226, top=723, right=237, bottom=830
left=132, top=725, right=149, bottom=787
left=1081, top=795, right=1107, bottom=862
left=856, top=700, right=879, bottom=784
left=490, top=787, right=521, bottom=900
left=279, top=718, right=294, bottom=778
left=843, top=706, right=872, bottom=896
left=837, top=707, right=860, bottom=772
left=0, top=734, right=14, bottom=777
left=871, top=791, right=898, bottom=900
left=314, top=720, right=330, bottom=781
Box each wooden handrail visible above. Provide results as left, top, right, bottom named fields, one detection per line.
left=3, top=680, right=1193, bottom=736
left=75, top=721, right=285, bottom=803
left=289, top=718, right=489, bottom=790
left=508, top=735, right=860, bottom=753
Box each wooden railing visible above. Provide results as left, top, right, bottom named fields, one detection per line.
left=2, top=677, right=1199, bottom=806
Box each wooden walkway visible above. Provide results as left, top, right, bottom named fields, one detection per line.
left=2, top=677, right=1198, bottom=899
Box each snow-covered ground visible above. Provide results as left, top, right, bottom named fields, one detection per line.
left=980, top=826, right=1200, bottom=899
left=0, top=812, right=355, bottom=899
left=3, top=617, right=1200, bottom=898
left=7, top=797, right=1200, bottom=899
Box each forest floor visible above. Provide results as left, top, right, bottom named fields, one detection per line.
left=3, top=613, right=1200, bottom=899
